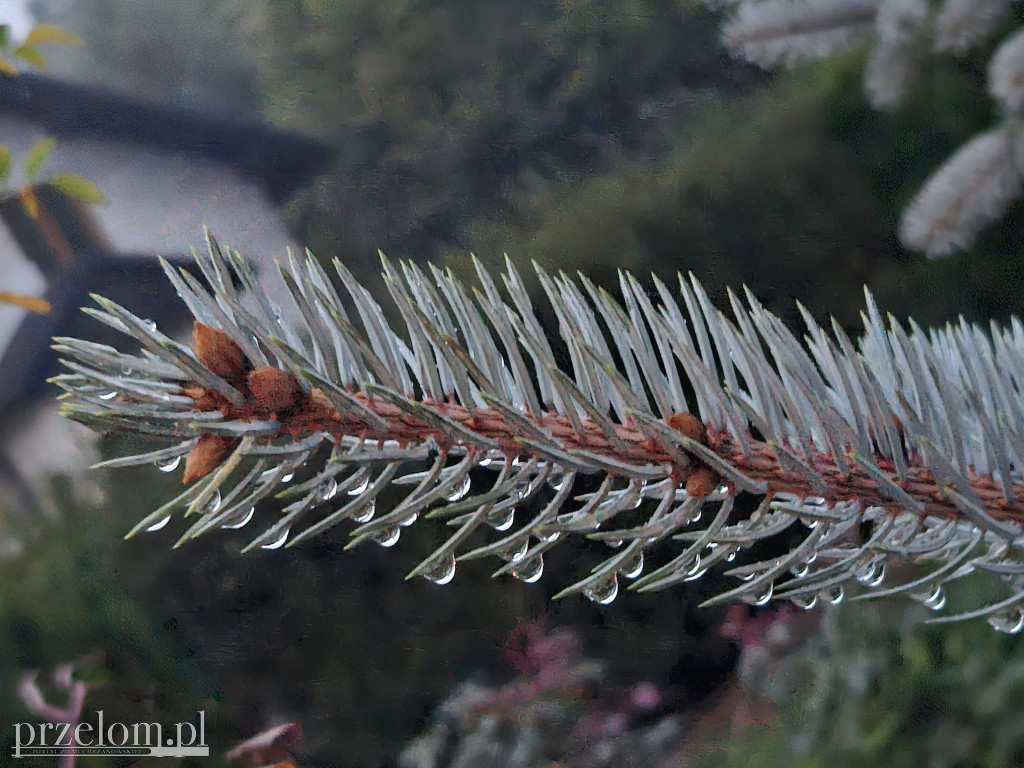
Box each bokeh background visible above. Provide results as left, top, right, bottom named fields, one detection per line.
left=2, top=1, right=1024, bottom=766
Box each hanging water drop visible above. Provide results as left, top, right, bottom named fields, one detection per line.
left=511, top=555, right=544, bottom=583
left=550, top=473, right=566, bottom=492
left=99, top=390, right=118, bottom=401
left=683, top=566, right=709, bottom=582
left=498, top=539, right=529, bottom=563
left=536, top=530, right=561, bottom=544
left=261, top=528, right=290, bottom=550
left=399, top=511, right=418, bottom=527
left=120, top=365, right=134, bottom=376
left=792, top=594, right=818, bottom=611
left=422, top=553, right=457, bottom=585
left=855, top=560, right=885, bottom=588
left=318, top=477, right=339, bottom=501
left=744, top=582, right=774, bottom=606
left=687, top=508, right=702, bottom=525
left=372, top=525, right=401, bottom=548
left=620, top=551, right=645, bottom=580
left=353, top=503, right=376, bottom=524
left=280, top=472, right=295, bottom=484
left=156, top=455, right=181, bottom=473
left=445, top=475, right=472, bottom=502
left=989, top=607, right=1024, bottom=634
left=827, top=585, right=845, bottom=605
left=222, top=506, right=255, bottom=530
left=790, top=561, right=809, bottom=578
left=485, top=507, right=516, bottom=532
left=584, top=575, right=619, bottom=605
left=919, top=584, right=946, bottom=611
left=605, top=539, right=624, bottom=549
left=203, top=490, right=222, bottom=514
left=146, top=515, right=172, bottom=532
left=347, top=476, right=370, bottom=496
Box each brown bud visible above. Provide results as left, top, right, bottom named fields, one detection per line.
left=248, top=366, right=303, bottom=416
left=193, top=322, right=248, bottom=384
left=183, top=434, right=239, bottom=484
left=667, top=411, right=705, bottom=443
left=685, top=467, right=717, bottom=498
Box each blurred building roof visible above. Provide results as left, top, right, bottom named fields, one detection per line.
left=0, top=73, right=334, bottom=202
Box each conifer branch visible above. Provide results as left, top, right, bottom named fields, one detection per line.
left=710, top=0, right=1024, bottom=256
left=53, top=233, right=1024, bottom=630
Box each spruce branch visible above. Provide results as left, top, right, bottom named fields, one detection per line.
left=53, top=233, right=1024, bottom=630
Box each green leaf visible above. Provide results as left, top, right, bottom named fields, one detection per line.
left=24, top=137, right=56, bottom=181
left=12, top=45, right=47, bottom=71
left=49, top=173, right=105, bottom=204
left=0, top=146, right=11, bottom=182
left=24, top=24, right=82, bottom=48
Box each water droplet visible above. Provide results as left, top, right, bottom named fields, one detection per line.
left=121, top=365, right=134, bottom=376
left=855, top=560, right=886, bottom=588
left=279, top=472, right=295, bottom=484
left=353, top=503, right=376, bottom=524
left=605, top=538, right=624, bottom=549
left=687, top=508, right=702, bottom=525
left=511, top=555, right=544, bottom=583
left=584, top=575, right=619, bottom=605
left=318, top=477, right=338, bottom=501
left=790, top=561, right=809, bottom=578
left=203, top=490, right=222, bottom=514
left=536, top=529, right=561, bottom=544
left=550, top=474, right=566, bottom=492
left=918, top=584, right=946, bottom=611
left=261, top=528, right=290, bottom=550
left=498, top=539, right=529, bottom=563
left=744, top=582, right=774, bottom=606
left=989, top=607, right=1024, bottom=634
left=347, top=477, right=370, bottom=496
left=805, top=552, right=817, bottom=565
left=445, top=475, right=472, bottom=502
left=143, top=319, right=157, bottom=331
left=156, top=455, right=181, bottom=473
left=146, top=515, right=171, bottom=532
left=222, top=506, right=255, bottom=530
left=620, top=552, right=645, bottom=580
left=422, top=553, right=456, bottom=585
left=399, top=511, right=418, bottom=527
left=683, top=566, right=709, bottom=582
left=372, top=524, right=401, bottom=548
left=486, top=506, right=515, bottom=531
left=827, top=585, right=845, bottom=605
left=99, top=391, right=118, bottom=401
left=792, top=594, right=818, bottom=611
left=726, top=551, right=737, bottom=562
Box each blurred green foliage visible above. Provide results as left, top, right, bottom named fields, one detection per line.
left=697, top=598, right=1024, bottom=768
left=6, top=1, right=1024, bottom=766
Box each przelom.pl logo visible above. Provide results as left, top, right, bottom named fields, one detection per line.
left=13, top=711, right=208, bottom=759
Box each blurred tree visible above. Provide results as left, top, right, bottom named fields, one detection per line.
left=255, top=0, right=761, bottom=272
left=31, top=0, right=264, bottom=114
